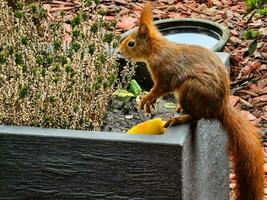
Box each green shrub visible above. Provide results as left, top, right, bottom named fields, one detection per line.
left=0, top=0, right=132, bottom=130
left=243, top=0, right=266, bottom=56
left=245, top=0, right=267, bottom=11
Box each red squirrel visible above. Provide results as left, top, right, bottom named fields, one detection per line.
left=118, top=2, right=264, bottom=200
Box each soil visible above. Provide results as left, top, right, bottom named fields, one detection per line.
left=102, top=94, right=177, bottom=133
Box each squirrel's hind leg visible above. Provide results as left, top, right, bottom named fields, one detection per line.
left=178, top=78, right=225, bottom=119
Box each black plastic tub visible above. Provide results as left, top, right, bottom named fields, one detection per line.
left=121, top=18, right=230, bottom=51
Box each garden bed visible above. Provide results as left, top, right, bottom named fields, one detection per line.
left=102, top=52, right=230, bottom=133
left=102, top=95, right=176, bottom=133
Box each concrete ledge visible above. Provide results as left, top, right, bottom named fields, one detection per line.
left=0, top=119, right=229, bottom=200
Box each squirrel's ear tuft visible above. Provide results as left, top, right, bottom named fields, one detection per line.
left=139, top=2, right=153, bottom=29
left=138, top=23, right=149, bottom=38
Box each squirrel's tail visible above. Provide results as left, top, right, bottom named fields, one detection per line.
left=219, top=105, right=264, bottom=200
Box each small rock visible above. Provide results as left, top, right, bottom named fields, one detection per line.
left=230, top=36, right=242, bottom=44
left=230, top=29, right=239, bottom=36
left=226, top=10, right=234, bottom=19
left=167, top=6, right=176, bottom=12
left=125, top=115, right=133, bottom=119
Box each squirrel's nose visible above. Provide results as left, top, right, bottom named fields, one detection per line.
left=116, top=48, right=123, bottom=58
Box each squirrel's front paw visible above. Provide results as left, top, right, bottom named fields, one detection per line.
left=139, top=96, right=156, bottom=114
left=139, top=97, right=151, bottom=114
left=176, top=104, right=183, bottom=113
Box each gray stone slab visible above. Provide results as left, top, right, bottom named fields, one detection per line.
left=0, top=119, right=229, bottom=200
left=180, top=120, right=229, bottom=200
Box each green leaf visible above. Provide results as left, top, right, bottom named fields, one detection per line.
left=107, top=74, right=116, bottom=87
left=7, top=45, right=13, bottom=55
left=52, top=64, right=60, bottom=72
left=129, top=79, right=142, bottom=97
left=35, top=55, right=43, bottom=65
left=245, top=0, right=257, bottom=11
left=71, top=16, right=80, bottom=28
left=48, top=96, right=55, bottom=104
left=72, top=29, right=80, bottom=38
left=49, top=23, right=60, bottom=31
left=113, top=89, right=135, bottom=100
left=80, top=12, right=88, bottom=21
left=243, top=29, right=259, bottom=39
left=90, top=22, right=99, bottom=34
left=164, top=102, right=177, bottom=109
left=256, top=8, right=267, bottom=15
left=65, top=64, right=74, bottom=74
left=98, top=53, right=107, bottom=64
left=19, top=85, right=29, bottom=98
left=46, top=55, right=53, bottom=65
left=70, top=42, right=80, bottom=52
left=39, top=8, right=48, bottom=19
left=82, top=0, right=93, bottom=6
left=15, top=53, right=23, bottom=65
left=248, top=40, right=257, bottom=56
left=59, top=55, right=68, bottom=65
left=15, top=11, right=23, bottom=19
left=103, top=33, right=114, bottom=44
left=21, top=36, right=29, bottom=45
left=41, top=68, right=46, bottom=77
left=98, top=9, right=107, bottom=16
left=0, top=52, right=7, bottom=64
left=43, top=115, right=51, bottom=123
left=31, top=5, right=37, bottom=13
left=15, top=2, right=24, bottom=10
left=21, top=65, right=27, bottom=72
left=258, top=0, right=267, bottom=4
left=60, top=11, right=65, bottom=17
left=88, top=44, right=96, bottom=55
left=96, top=75, right=103, bottom=84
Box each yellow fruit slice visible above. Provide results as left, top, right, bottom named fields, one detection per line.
left=127, top=118, right=166, bottom=135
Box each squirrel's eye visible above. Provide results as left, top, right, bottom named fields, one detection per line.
left=127, top=40, right=135, bottom=48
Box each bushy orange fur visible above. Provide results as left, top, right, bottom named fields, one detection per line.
left=118, top=2, right=264, bottom=200
left=222, top=106, right=264, bottom=200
